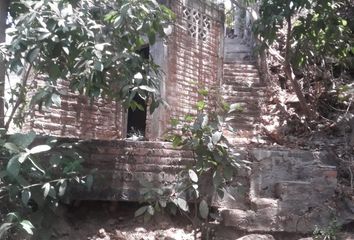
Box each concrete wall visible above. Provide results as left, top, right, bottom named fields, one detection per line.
left=222, top=148, right=338, bottom=233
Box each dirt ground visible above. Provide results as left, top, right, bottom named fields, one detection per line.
left=53, top=201, right=195, bottom=240
left=44, top=201, right=354, bottom=240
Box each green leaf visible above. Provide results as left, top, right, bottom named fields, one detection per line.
left=199, top=200, right=209, bottom=219
left=49, top=64, right=61, bottom=79
left=148, top=30, right=156, bottom=44
left=50, top=155, right=62, bottom=167
left=139, top=85, right=156, bottom=93
left=198, top=89, right=208, bottom=96
left=42, top=183, right=51, bottom=198
left=196, top=101, right=206, bottom=111
left=26, top=48, right=40, bottom=63
left=134, top=206, right=148, bottom=217
left=172, top=135, right=182, bottom=147
left=51, top=93, right=61, bottom=107
left=7, top=156, right=20, bottom=177
left=0, top=223, right=13, bottom=239
left=147, top=205, right=155, bottom=215
left=6, top=213, right=19, bottom=222
left=21, top=190, right=31, bottom=206
left=213, top=169, right=223, bottom=188
left=177, top=198, right=188, bottom=212
left=94, top=61, right=104, bottom=71
left=4, top=143, right=20, bottom=153
left=113, top=16, right=123, bottom=27
left=0, top=171, right=7, bottom=179
left=170, top=118, right=179, bottom=127
left=38, top=32, right=51, bottom=41
left=29, top=145, right=51, bottom=154
left=9, top=132, right=36, bottom=148
left=212, top=131, right=222, bottom=144
left=185, top=115, right=194, bottom=122
left=19, top=220, right=34, bottom=235
left=18, top=152, right=29, bottom=164
left=188, top=169, right=198, bottom=183
left=94, top=43, right=105, bottom=51
left=58, top=180, right=67, bottom=197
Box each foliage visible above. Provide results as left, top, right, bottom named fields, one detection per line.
left=2, top=0, right=174, bottom=129
left=135, top=95, right=249, bottom=238
left=0, top=132, right=92, bottom=239
left=0, top=0, right=174, bottom=238
left=313, top=219, right=340, bottom=240
left=255, top=0, right=352, bottom=66
left=254, top=0, right=354, bottom=119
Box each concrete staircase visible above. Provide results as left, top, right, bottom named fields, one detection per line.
left=222, top=39, right=267, bottom=145
left=218, top=37, right=338, bottom=234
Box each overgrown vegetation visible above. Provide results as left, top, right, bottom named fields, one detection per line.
left=254, top=0, right=353, bottom=124
left=0, top=0, right=353, bottom=238
left=135, top=93, right=249, bottom=239
left=0, top=0, right=173, bottom=238
left=0, top=133, right=92, bottom=239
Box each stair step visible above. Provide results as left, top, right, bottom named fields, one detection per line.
left=222, top=90, right=266, bottom=97
left=226, top=110, right=260, bottom=118
left=223, top=74, right=260, bottom=79
left=222, top=85, right=267, bottom=92
left=227, top=125, right=256, bottom=132
left=223, top=68, right=258, bottom=73
left=223, top=95, right=264, bottom=102
left=224, top=61, right=257, bottom=65
left=223, top=67, right=259, bottom=72
left=222, top=82, right=263, bottom=88
left=223, top=75, right=260, bottom=79
left=223, top=101, right=260, bottom=111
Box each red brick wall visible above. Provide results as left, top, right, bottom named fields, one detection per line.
left=71, top=140, right=193, bottom=201
left=165, top=0, right=224, bottom=128
left=20, top=0, right=224, bottom=141
left=22, top=78, right=124, bottom=140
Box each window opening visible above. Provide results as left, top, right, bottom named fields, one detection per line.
left=126, top=46, right=149, bottom=138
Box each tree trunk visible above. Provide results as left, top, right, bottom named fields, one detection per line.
left=0, top=0, right=9, bottom=128
left=284, top=15, right=316, bottom=120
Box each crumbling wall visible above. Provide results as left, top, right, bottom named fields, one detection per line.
left=222, top=148, right=338, bottom=233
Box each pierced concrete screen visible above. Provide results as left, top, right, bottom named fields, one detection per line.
left=182, top=6, right=211, bottom=41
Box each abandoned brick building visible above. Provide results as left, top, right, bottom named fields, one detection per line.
left=7, top=0, right=341, bottom=235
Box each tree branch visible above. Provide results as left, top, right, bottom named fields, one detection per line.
left=4, top=64, right=33, bottom=131
left=284, top=14, right=316, bottom=120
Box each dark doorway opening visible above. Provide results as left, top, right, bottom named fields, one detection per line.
left=127, top=94, right=147, bottom=138
left=126, top=45, right=149, bottom=138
